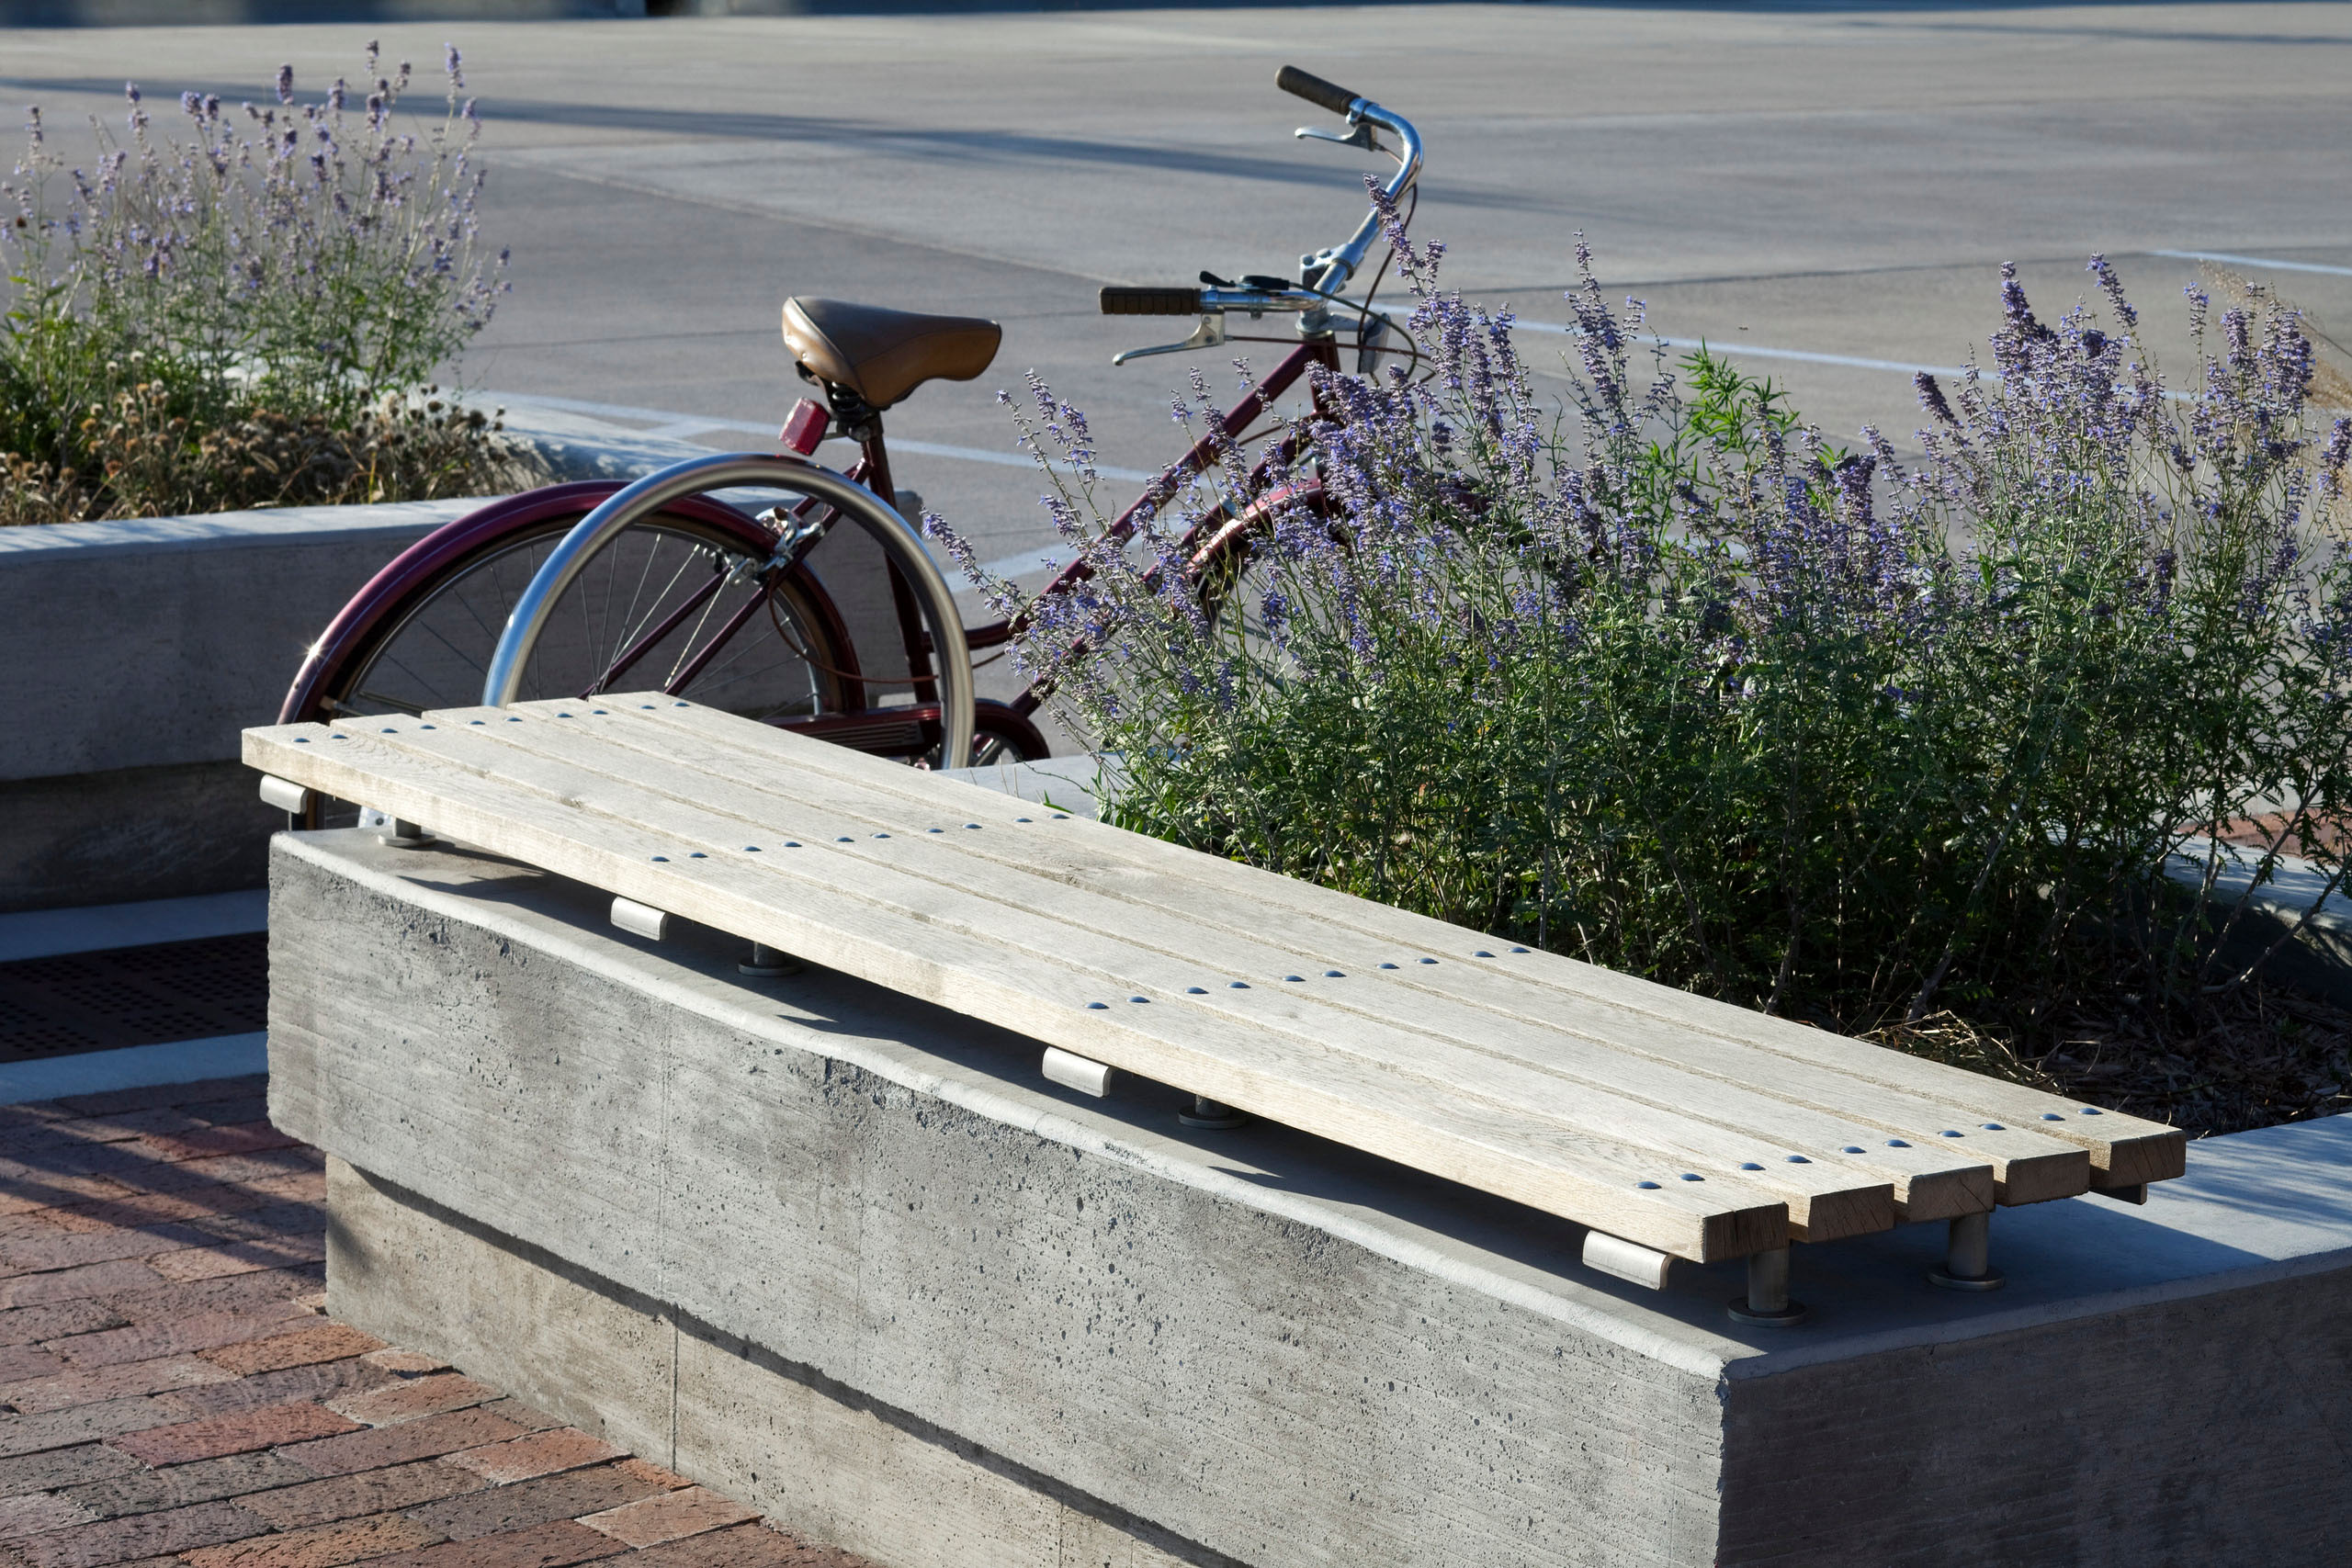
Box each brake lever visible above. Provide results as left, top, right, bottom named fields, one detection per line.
left=1112, top=313, right=1227, bottom=367
left=1296, top=121, right=1381, bottom=154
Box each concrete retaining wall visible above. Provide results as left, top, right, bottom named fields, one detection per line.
left=273, top=827, right=2352, bottom=1567
left=0, top=1, right=643, bottom=25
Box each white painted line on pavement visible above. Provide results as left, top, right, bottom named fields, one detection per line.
left=895, top=440, right=1154, bottom=485
left=975, top=545, right=1079, bottom=581
left=0, top=1033, right=269, bottom=1106
left=1498, top=316, right=1973, bottom=378
left=2155, top=250, right=2352, bottom=279
left=0, top=890, right=267, bottom=964
left=486, top=391, right=1157, bottom=483
left=1654, top=335, right=1972, bottom=379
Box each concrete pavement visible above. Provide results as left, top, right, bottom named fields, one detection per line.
left=5, top=5, right=2348, bottom=570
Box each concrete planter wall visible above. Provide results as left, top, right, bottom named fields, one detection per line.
left=0, top=500, right=480, bottom=912
left=0, top=419, right=711, bottom=913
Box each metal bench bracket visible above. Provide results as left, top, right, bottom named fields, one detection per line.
left=610, top=897, right=671, bottom=942
left=1928, top=1210, right=2006, bottom=1292
left=1582, top=1230, right=1672, bottom=1291
left=257, top=774, right=313, bottom=816
left=1043, top=1045, right=1116, bottom=1098
left=1728, top=1247, right=1808, bottom=1326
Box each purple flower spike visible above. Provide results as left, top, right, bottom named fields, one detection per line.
left=916, top=220, right=2348, bottom=1032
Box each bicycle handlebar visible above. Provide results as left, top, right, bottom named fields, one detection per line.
left=1276, top=64, right=1358, bottom=118
left=1100, top=285, right=1205, bottom=316
left=1103, top=67, right=1421, bottom=358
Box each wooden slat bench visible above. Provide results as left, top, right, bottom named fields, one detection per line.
left=244, top=695, right=2186, bottom=1321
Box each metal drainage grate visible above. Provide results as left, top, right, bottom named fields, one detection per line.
left=0, top=932, right=267, bottom=1063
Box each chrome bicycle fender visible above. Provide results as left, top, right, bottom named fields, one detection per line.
left=481, top=450, right=977, bottom=769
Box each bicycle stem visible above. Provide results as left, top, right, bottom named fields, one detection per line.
left=1143, top=99, right=1420, bottom=342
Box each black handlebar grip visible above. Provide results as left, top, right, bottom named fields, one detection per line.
left=1277, top=64, right=1358, bottom=117
left=1100, top=285, right=1204, bottom=317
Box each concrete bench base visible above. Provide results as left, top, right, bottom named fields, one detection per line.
left=273, top=829, right=2352, bottom=1568
left=328, top=1158, right=1196, bottom=1568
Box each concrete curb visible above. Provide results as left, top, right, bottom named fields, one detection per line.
left=0, top=1032, right=266, bottom=1105
left=0, top=0, right=1341, bottom=25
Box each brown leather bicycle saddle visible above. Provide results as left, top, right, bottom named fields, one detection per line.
left=782, top=298, right=1001, bottom=410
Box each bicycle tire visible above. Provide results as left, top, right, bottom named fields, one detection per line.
left=281, top=484, right=861, bottom=828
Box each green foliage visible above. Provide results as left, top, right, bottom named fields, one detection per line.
left=950, top=246, right=2352, bottom=1043
left=0, top=46, right=523, bottom=523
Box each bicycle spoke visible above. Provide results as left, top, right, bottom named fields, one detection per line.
left=583, top=568, right=729, bottom=697
left=610, top=524, right=674, bottom=672
left=610, top=547, right=714, bottom=682
left=411, top=616, right=492, bottom=679
left=347, top=689, right=429, bottom=716
left=663, top=578, right=776, bottom=696
left=661, top=570, right=743, bottom=692
left=447, top=545, right=546, bottom=649
left=674, top=608, right=819, bottom=717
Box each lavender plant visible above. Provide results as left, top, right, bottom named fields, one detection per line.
left=933, top=220, right=2352, bottom=1049
left=1, top=44, right=523, bottom=522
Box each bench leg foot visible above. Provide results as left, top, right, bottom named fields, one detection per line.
left=1727, top=1247, right=1807, bottom=1326
left=1177, top=1094, right=1247, bottom=1129
left=739, top=942, right=801, bottom=977
left=1928, top=1210, right=2007, bottom=1292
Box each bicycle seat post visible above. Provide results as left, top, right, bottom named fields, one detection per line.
left=821, top=384, right=897, bottom=509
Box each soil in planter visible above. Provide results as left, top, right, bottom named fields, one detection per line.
left=1, top=389, right=547, bottom=526
left=1873, top=980, right=2352, bottom=1140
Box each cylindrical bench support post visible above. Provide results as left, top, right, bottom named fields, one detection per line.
left=1928, top=1210, right=2007, bottom=1292
left=1178, top=1094, right=1246, bottom=1129
left=1747, top=1247, right=1790, bottom=1313
left=1726, top=1247, right=1806, bottom=1326
left=739, top=942, right=800, bottom=977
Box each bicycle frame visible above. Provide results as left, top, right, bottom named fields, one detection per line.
left=818, top=334, right=1341, bottom=729
left=310, top=67, right=1409, bottom=772
left=754, top=73, right=1416, bottom=742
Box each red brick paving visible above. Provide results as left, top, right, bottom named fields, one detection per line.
left=446, top=1435, right=618, bottom=1489
left=0, top=1077, right=869, bottom=1568
left=576, top=1492, right=758, bottom=1551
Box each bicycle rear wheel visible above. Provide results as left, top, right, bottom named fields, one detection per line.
left=284, top=487, right=857, bottom=828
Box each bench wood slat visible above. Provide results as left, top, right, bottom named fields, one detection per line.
left=244, top=716, right=1786, bottom=1261
left=632, top=701, right=2182, bottom=1190
left=582, top=704, right=2084, bottom=1204
left=400, top=705, right=1932, bottom=1239
left=503, top=704, right=2007, bottom=1226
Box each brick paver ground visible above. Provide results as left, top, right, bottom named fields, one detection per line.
left=0, top=1076, right=865, bottom=1568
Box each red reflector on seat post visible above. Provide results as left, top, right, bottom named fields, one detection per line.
left=779, top=400, right=829, bottom=455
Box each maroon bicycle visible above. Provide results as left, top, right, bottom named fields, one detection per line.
left=277, top=65, right=1421, bottom=798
